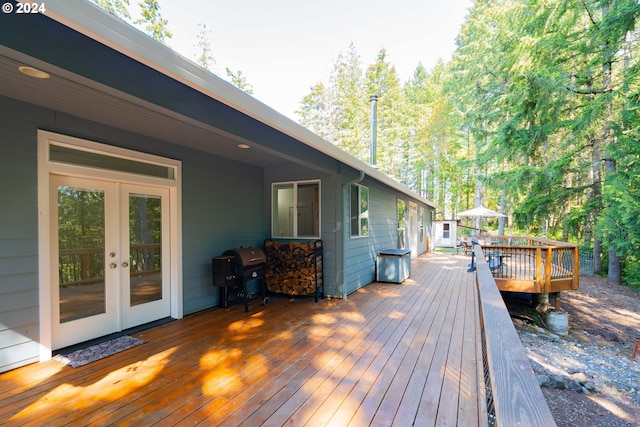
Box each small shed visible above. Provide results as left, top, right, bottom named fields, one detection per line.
left=434, top=220, right=459, bottom=248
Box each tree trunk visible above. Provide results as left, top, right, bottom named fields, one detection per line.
left=589, top=135, right=602, bottom=274
left=601, top=3, right=621, bottom=284
left=593, top=238, right=603, bottom=275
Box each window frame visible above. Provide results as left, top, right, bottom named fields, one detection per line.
left=397, top=199, right=406, bottom=249
left=350, top=184, right=369, bottom=238
left=419, top=206, right=425, bottom=243
left=271, top=179, right=321, bottom=239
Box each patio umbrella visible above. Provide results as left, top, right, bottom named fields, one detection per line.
left=457, top=205, right=506, bottom=218
left=457, top=205, right=506, bottom=235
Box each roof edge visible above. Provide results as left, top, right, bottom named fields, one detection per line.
left=39, top=0, right=437, bottom=209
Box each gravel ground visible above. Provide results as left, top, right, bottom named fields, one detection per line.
left=505, top=276, right=640, bottom=427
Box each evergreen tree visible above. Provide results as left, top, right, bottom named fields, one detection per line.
left=297, top=82, right=333, bottom=140
left=294, top=0, right=640, bottom=287
left=225, top=68, right=254, bottom=95
left=296, top=43, right=368, bottom=161
left=365, top=49, right=405, bottom=179
left=134, top=0, right=172, bottom=45
left=90, top=0, right=131, bottom=21
left=194, top=22, right=216, bottom=72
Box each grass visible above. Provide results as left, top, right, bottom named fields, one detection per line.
left=435, top=247, right=459, bottom=253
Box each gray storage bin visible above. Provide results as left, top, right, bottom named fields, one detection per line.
left=376, top=249, right=411, bottom=283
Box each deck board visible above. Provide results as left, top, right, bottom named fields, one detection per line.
left=0, top=252, right=485, bottom=426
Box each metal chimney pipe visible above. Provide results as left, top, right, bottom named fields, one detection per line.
left=369, top=94, right=378, bottom=168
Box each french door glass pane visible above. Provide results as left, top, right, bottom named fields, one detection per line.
left=58, top=186, right=105, bottom=323
left=129, top=194, right=162, bottom=306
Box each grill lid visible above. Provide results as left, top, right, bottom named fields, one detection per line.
left=223, top=247, right=266, bottom=268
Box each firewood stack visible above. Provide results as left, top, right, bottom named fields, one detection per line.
left=264, top=240, right=323, bottom=296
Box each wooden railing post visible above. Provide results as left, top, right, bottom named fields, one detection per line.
left=485, top=235, right=579, bottom=294
left=545, top=247, right=553, bottom=294
left=535, top=248, right=543, bottom=292
left=572, top=246, right=580, bottom=290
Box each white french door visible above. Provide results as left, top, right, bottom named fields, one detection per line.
left=120, top=183, right=170, bottom=329
left=51, top=176, right=170, bottom=349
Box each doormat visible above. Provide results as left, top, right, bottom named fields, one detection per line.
left=53, top=335, right=145, bottom=368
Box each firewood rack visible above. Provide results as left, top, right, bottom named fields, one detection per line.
left=264, top=239, right=324, bottom=302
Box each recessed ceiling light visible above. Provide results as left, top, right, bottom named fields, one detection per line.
left=238, top=144, right=250, bottom=149
left=18, top=66, right=50, bottom=79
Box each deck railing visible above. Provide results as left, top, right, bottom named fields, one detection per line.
left=471, top=236, right=579, bottom=294
left=474, top=244, right=557, bottom=426
left=58, top=244, right=161, bottom=288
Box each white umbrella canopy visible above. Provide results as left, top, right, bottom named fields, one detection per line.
left=457, top=205, right=506, bottom=218
left=457, top=205, right=506, bottom=236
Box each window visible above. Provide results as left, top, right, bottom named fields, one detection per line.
left=397, top=200, right=406, bottom=248
left=443, top=223, right=450, bottom=239
left=419, top=207, right=425, bottom=242
left=50, top=144, right=176, bottom=180
left=272, top=180, right=320, bottom=238
left=350, top=184, right=369, bottom=237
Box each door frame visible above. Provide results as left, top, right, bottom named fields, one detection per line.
left=37, top=130, right=183, bottom=361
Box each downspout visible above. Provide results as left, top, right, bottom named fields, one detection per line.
left=340, top=170, right=366, bottom=300
left=344, top=170, right=366, bottom=188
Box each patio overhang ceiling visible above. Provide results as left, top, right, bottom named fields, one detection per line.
left=0, top=47, right=281, bottom=167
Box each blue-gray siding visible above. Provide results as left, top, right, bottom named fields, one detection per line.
left=0, top=96, right=272, bottom=372
left=264, top=164, right=339, bottom=297
left=343, top=177, right=433, bottom=295
left=0, top=94, right=433, bottom=374
left=181, top=154, right=266, bottom=313
left=0, top=102, right=41, bottom=371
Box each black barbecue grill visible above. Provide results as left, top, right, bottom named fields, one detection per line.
left=212, top=247, right=269, bottom=312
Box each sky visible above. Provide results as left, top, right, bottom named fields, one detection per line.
left=150, top=0, right=472, bottom=120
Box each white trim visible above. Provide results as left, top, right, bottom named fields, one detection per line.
left=45, top=133, right=179, bottom=185
left=349, top=184, right=370, bottom=239
left=271, top=180, right=321, bottom=239
left=37, top=130, right=183, bottom=361
left=37, top=137, right=52, bottom=361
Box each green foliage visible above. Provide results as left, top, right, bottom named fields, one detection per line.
left=225, top=68, right=254, bottom=95
left=296, top=45, right=467, bottom=206
left=57, top=187, right=106, bottom=284
left=90, top=0, right=131, bottom=21
left=296, top=0, right=640, bottom=286
left=134, top=0, right=172, bottom=45
left=622, top=255, right=640, bottom=291
left=87, top=0, right=640, bottom=287
left=194, top=23, right=216, bottom=72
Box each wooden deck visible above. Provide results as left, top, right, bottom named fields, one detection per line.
left=475, top=236, right=580, bottom=295
left=0, top=253, right=485, bottom=426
